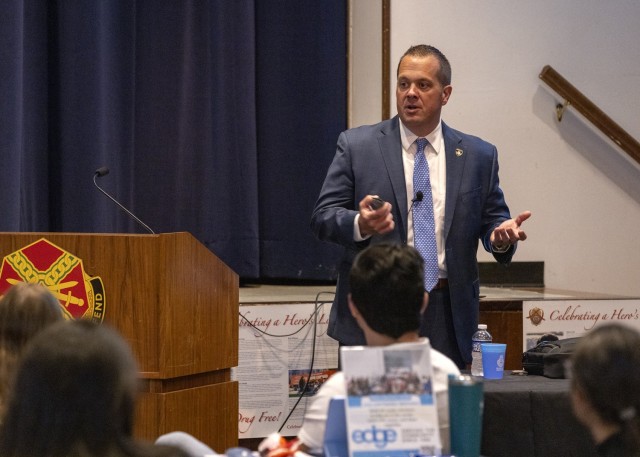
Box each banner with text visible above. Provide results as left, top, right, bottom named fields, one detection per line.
left=523, top=299, right=640, bottom=350
left=233, top=299, right=339, bottom=439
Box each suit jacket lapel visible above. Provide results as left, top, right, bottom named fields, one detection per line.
left=443, top=122, right=466, bottom=239
left=377, top=116, right=409, bottom=236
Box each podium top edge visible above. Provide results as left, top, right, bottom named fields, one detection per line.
left=0, top=231, right=191, bottom=237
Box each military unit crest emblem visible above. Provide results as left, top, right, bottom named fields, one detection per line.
left=0, top=238, right=105, bottom=322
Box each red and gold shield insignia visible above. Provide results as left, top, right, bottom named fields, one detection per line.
left=0, top=238, right=105, bottom=322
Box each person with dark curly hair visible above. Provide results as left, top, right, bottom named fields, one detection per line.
left=295, top=243, right=459, bottom=455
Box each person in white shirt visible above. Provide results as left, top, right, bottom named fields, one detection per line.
left=297, top=243, right=460, bottom=455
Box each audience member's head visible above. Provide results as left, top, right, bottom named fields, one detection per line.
left=0, top=319, right=185, bottom=457
left=348, top=243, right=427, bottom=343
left=570, top=323, right=640, bottom=455
left=0, top=282, right=63, bottom=413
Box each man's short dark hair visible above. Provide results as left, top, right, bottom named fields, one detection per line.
left=349, top=243, right=425, bottom=339
left=398, top=44, right=452, bottom=87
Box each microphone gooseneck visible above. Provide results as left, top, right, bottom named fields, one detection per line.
left=93, top=167, right=156, bottom=234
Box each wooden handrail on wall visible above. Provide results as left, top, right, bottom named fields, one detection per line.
left=539, top=65, right=640, bottom=166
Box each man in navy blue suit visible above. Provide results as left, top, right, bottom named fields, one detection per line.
left=311, top=44, right=531, bottom=368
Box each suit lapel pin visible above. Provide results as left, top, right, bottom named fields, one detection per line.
left=455, top=148, right=463, bottom=157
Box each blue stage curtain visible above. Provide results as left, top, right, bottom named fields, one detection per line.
left=0, top=0, right=345, bottom=280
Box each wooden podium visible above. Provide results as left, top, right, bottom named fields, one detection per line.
left=0, top=232, right=238, bottom=452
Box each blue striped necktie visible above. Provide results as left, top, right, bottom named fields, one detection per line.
left=413, top=138, right=439, bottom=291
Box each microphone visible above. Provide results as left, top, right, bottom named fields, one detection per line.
left=407, top=191, right=424, bottom=219
left=93, top=167, right=156, bottom=234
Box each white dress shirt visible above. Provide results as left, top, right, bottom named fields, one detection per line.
left=353, top=119, right=448, bottom=276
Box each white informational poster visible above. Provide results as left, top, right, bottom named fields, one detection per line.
left=341, top=340, right=441, bottom=457
left=523, top=299, right=640, bottom=350
left=233, top=300, right=339, bottom=439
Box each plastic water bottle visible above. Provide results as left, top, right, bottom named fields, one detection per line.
left=471, top=324, right=492, bottom=376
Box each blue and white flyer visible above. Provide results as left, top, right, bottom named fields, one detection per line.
left=341, top=340, right=441, bottom=457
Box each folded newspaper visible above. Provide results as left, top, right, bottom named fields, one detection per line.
left=341, top=339, right=442, bottom=457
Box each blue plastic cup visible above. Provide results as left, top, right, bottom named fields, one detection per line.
left=481, top=343, right=506, bottom=379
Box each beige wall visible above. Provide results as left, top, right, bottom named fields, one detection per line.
left=349, top=0, right=382, bottom=128
left=350, top=0, right=640, bottom=296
